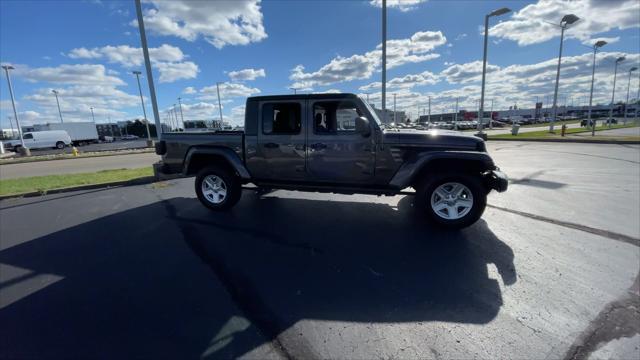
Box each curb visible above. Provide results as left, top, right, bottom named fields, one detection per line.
left=0, top=148, right=155, bottom=165
left=0, top=176, right=157, bottom=201
left=487, top=138, right=640, bottom=144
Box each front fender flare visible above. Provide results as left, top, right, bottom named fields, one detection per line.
left=183, top=146, right=251, bottom=180
left=389, top=151, right=495, bottom=189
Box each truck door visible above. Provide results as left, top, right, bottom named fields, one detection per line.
left=253, top=100, right=307, bottom=181
left=306, top=99, right=375, bottom=184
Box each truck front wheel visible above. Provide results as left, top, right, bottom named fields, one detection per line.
left=416, top=173, right=486, bottom=229
left=195, top=166, right=241, bottom=211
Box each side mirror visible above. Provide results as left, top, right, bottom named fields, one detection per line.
left=355, top=116, right=371, bottom=138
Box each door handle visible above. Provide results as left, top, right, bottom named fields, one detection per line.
left=264, top=142, right=279, bottom=148
left=310, top=143, right=327, bottom=150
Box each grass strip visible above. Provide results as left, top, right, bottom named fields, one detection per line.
left=0, top=167, right=154, bottom=196
left=488, top=123, right=638, bottom=140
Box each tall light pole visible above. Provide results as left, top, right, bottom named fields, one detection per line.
left=135, top=0, right=162, bottom=140
left=608, top=56, right=625, bottom=127
left=381, top=0, right=387, bottom=123
left=2, top=65, right=26, bottom=150
left=588, top=40, right=607, bottom=136
left=90, top=107, right=96, bottom=123
left=489, top=98, right=494, bottom=129
left=428, top=96, right=431, bottom=126
left=7, top=115, right=15, bottom=139
left=51, top=89, right=64, bottom=123
left=366, top=93, right=370, bottom=104
left=624, top=67, right=637, bottom=124
left=216, top=82, right=224, bottom=123
left=132, top=71, right=152, bottom=141
left=477, top=7, right=511, bottom=138
left=393, top=93, right=397, bottom=123
left=550, top=14, right=580, bottom=132
left=454, top=97, right=459, bottom=130
left=289, top=87, right=298, bottom=94
left=178, top=97, right=185, bottom=129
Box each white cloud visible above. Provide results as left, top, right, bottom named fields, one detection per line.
left=369, top=0, right=427, bottom=12
left=19, top=64, right=125, bottom=86
left=441, top=61, right=500, bottom=84
left=155, top=61, right=199, bottom=83
left=359, top=70, right=439, bottom=91
left=228, top=68, right=266, bottom=81
left=489, top=0, right=640, bottom=46
left=198, top=82, right=261, bottom=100
left=183, top=86, right=196, bottom=94
left=135, top=0, right=267, bottom=49
left=289, top=30, right=446, bottom=88
left=581, top=36, right=620, bottom=46
left=454, top=33, right=467, bottom=41
left=66, top=44, right=197, bottom=83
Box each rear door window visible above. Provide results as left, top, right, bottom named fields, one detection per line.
left=262, top=103, right=301, bottom=135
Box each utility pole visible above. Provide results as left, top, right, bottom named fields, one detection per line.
left=135, top=0, right=162, bottom=140
left=216, top=82, right=224, bottom=123
left=2, top=65, right=27, bottom=152
left=90, top=107, right=96, bottom=123
left=381, top=0, right=387, bottom=123
left=132, top=71, right=152, bottom=141
left=550, top=14, right=580, bottom=132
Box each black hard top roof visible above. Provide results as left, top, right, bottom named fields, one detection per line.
left=248, top=93, right=359, bottom=102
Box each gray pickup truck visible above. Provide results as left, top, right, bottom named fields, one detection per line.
left=155, top=93, right=507, bottom=228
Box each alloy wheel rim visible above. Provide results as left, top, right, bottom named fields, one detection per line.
left=430, top=182, right=473, bottom=220
left=202, top=175, right=227, bottom=204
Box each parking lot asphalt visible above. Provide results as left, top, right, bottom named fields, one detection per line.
left=1, top=141, right=639, bottom=359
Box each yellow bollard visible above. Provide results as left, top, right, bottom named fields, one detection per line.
left=72, top=146, right=79, bottom=156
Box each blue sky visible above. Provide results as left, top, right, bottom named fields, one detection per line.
left=1, top=0, right=639, bottom=128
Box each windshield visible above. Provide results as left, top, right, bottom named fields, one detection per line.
left=362, top=99, right=382, bottom=127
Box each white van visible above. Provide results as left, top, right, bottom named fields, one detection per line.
left=4, top=130, right=72, bottom=151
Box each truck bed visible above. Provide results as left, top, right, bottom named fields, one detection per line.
left=159, top=131, right=245, bottom=173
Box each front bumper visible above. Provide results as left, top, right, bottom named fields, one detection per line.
left=484, top=170, right=508, bottom=192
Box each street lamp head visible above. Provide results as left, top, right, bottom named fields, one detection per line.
left=594, top=40, right=607, bottom=48
left=616, top=56, right=626, bottom=63
left=2, top=65, right=15, bottom=70
left=489, top=7, right=511, bottom=17
left=132, top=70, right=142, bottom=75
left=561, top=14, right=580, bottom=25
left=630, top=67, right=638, bottom=72
left=51, top=89, right=58, bottom=95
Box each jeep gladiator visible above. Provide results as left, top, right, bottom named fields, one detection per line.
left=155, top=93, right=507, bottom=228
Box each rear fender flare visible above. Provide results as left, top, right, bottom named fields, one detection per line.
left=183, top=146, right=251, bottom=180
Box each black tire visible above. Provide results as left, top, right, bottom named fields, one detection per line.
left=415, top=172, right=487, bottom=229
left=55, top=141, right=65, bottom=149
left=13, top=145, right=21, bottom=153
left=194, top=165, right=241, bottom=211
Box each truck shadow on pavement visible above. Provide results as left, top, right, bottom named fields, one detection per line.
left=0, top=191, right=516, bottom=359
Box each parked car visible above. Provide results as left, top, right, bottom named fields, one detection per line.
left=155, top=93, right=508, bottom=229
left=3, top=130, right=72, bottom=151
left=99, top=135, right=115, bottom=142
left=121, top=134, right=139, bottom=140
left=581, top=119, right=596, bottom=127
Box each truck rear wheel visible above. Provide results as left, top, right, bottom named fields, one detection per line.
left=195, top=166, right=241, bottom=211
left=416, top=173, right=486, bottom=229
left=55, top=141, right=65, bottom=149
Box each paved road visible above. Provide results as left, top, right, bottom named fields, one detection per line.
left=1, top=142, right=639, bottom=359
left=568, top=126, right=640, bottom=137
left=0, top=152, right=159, bottom=179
